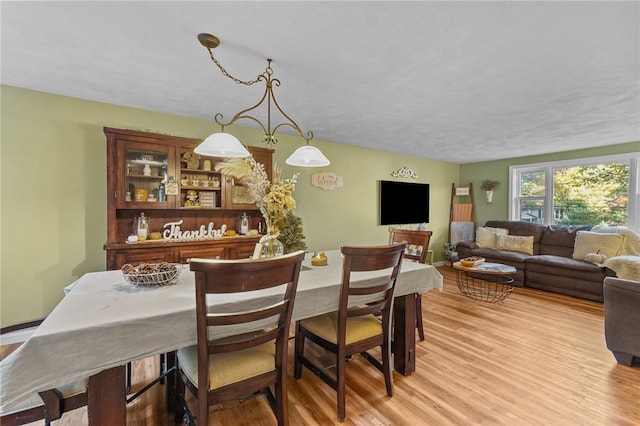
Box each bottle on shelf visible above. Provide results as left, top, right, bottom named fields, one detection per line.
left=134, top=212, right=149, bottom=241
left=239, top=212, right=250, bottom=235
left=157, top=184, right=165, bottom=202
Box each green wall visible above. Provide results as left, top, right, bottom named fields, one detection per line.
left=1, top=86, right=459, bottom=326
left=4, top=85, right=636, bottom=327
left=460, top=141, right=640, bottom=226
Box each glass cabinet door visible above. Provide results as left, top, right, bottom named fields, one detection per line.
left=117, top=141, right=172, bottom=209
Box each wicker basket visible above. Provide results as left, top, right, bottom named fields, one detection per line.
left=460, top=257, right=485, bottom=267
left=122, top=263, right=182, bottom=287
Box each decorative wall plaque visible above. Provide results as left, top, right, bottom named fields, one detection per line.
left=311, top=172, right=344, bottom=190
left=391, top=166, right=418, bottom=179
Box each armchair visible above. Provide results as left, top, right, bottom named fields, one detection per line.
left=603, top=276, right=640, bottom=367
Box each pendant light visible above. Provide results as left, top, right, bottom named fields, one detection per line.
left=286, top=145, right=330, bottom=167
left=194, top=131, right=250, bottom=158
left=197, top=33, right=329, bottom=166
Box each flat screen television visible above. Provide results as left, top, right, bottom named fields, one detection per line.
left=379, top=180, right=430, bottom=225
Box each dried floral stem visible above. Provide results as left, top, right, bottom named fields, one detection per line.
left=246, top=156, right=299, bottom=233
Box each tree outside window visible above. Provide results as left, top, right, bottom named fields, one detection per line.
left=553, top=163, right=628, bottom=226
left=510, top=153, right=638, bottom=231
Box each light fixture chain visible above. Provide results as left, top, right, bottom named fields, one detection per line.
left=207, top=49, right=261, bottom=86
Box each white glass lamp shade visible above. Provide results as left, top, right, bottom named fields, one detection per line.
left=285, top=145, right=330, bottom=167
left=194, top=132, right=250, bottom=158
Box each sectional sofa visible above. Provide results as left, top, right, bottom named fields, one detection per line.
left=455, top=220, right=633, bottom=302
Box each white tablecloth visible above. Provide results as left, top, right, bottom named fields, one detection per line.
left=0, top=251, right=442, bottom=412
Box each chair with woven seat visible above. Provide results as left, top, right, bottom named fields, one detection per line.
left=174, top=251, right=305, bottom=426
left=388, top=228, right=433, bottom=341
left=0, top=319, right=88, bottom=426
left=293, top=243, right=407, bottom=422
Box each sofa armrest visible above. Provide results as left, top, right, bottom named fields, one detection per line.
left=604, top=276, right=640, bottom=293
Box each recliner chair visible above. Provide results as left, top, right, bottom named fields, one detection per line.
left=603, top=276, right=640, bottom=367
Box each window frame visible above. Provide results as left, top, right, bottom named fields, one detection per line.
left=509, top=152, right=640, bottom=231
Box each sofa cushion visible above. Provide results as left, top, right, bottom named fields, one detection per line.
left=572, top=231, right=624, bottom=260
left=475, top=226, right=509, bottom=249
left=495, top=234, right=534, bottom=255
left=468, top=248, right=531, bottom=264
left=539, top=225, right=591, bottom=257
left=485, top=220, right=545, bottom=254
left=526, top=254, right=604, bottom=274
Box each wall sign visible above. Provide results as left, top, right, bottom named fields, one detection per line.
left=311, top=172, right=344, bottom=190
left=128, top=220, right=230, bottom=243
left=162, top=220, right=227, bottom=241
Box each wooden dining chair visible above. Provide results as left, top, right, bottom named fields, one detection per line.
left=0, top=319, right=88, bottom=426
left=388, top=228, right=433, bottom=340
left=293, top=243, right=407, bottom=422
left=174, top=251, right=305, bottom=426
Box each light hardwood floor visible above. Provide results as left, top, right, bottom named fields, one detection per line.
left=15, top=266, right=640, bottom=425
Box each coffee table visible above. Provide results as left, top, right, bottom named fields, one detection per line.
left=453, top=261, right=516, bottom=302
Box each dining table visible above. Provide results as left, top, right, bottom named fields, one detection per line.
left=0, top=250, right=443, bottom=425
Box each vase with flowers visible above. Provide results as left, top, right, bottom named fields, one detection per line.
left=246, top=157, right=299, bottom=258
left=481, top=179, right=501, bottom=203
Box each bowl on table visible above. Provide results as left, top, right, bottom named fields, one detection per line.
left=121, top=262, right=182, bottom=286
left=460, top=257, right=485, bottom=267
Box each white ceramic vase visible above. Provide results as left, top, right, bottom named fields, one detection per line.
left=485, top=190, right=494, bottom=203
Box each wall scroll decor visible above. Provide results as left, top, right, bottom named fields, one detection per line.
left=391, top=166, right=418, bottom=179
left=311, top=172, right=344, bottom=190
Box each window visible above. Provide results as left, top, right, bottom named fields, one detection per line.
left=509, top=153, right=639, bottom=232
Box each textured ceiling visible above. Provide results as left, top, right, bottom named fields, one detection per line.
left=2, top=1, right=638, bottom=164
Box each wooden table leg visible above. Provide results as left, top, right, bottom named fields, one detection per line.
left=165, top=351, right=177, bottom=412
left=393, top=293, right=416, bottom=375
left=88, top=365, right=126, bottom=425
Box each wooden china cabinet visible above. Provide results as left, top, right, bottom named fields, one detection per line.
left=103, top=127, right=272, bottom=270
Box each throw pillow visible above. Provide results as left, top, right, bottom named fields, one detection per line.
left=572, top=231, right=624, bottom=261
left=476, top=227, right=509, bottom=249
left=495, top=234, right=534, bottom=255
